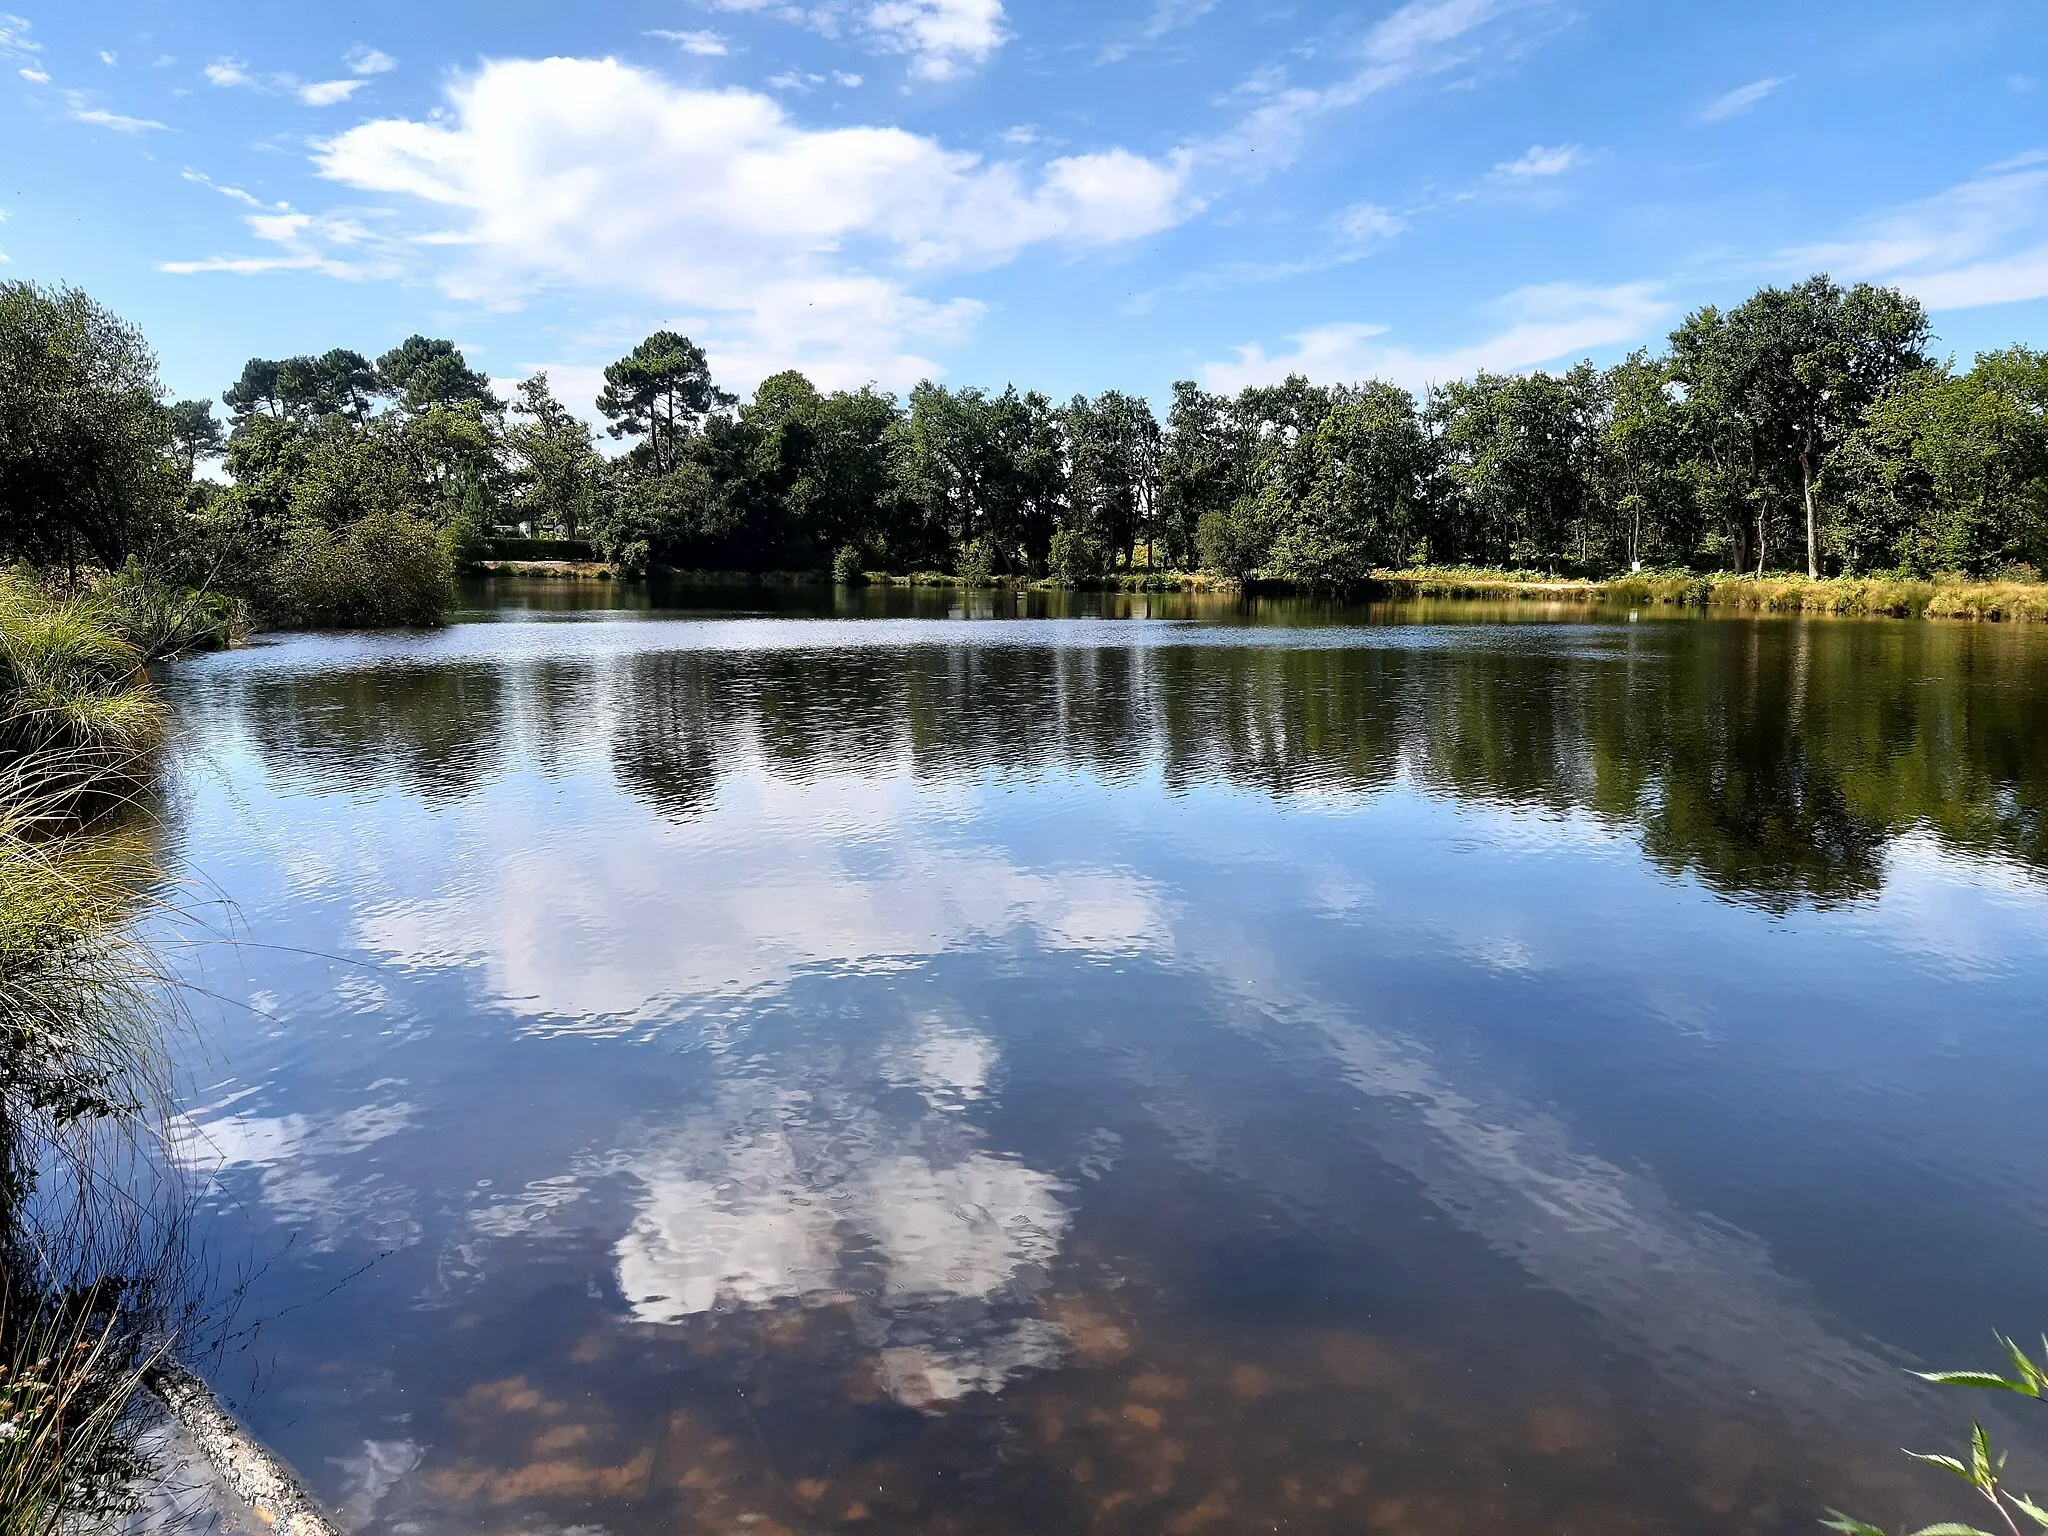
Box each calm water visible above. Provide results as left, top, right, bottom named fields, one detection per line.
left=154, top=580, right=2048, bottom=1536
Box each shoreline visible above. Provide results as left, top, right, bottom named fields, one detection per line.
left=478, top=560, right=2048, bottom=621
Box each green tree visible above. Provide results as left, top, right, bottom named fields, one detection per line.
left=375, top=335, right=494, bottom=414
left=1067, top=390, right=1162, bottom=568
left=506, top=372, right=600, bottom=536
left=596, top=332, right=732, bottom=477
left=1267, top=381, right=1429, bottom=589
left=166, top=399, right=225, bottom=481
left=0, top=281, right=181, bottom=580
left=1671, top=275, right=1931, bottom=577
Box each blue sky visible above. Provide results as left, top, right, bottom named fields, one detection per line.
left=2, top=0, right=2044, bottom=417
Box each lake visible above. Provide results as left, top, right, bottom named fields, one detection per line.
left=155, top=579, right=2048, bottom=1535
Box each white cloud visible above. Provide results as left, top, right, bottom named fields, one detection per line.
left=1495, top=142, right=1578, bottom=178
left=298, top=78, right=364, bottom=106
left=160, top=207, right=403, bottom=281
left=1202, top=0, right=1526, bottom=172
left=867, top=0, right=1007, bottom=81
left=346, top=45, right=397, bottom=76
left=0, top=12, right=37, bottom=61
left=63, top=90, right=167, bottom=132
left=696, top=0, right=1009, bottom=79
left=1701, top=74, right=1788, bottom=123
left=98, top=49, right=115, bottom=65
left=17, top=65, right=45, bottom=82
left=1203, top=280, right=1669, bottom=392
left=198, top=55, right=1190, bottom=386
left=1789, top=152, right=2048, bottom=312
left=203, top=56, right=256, bottom=88
left=1334, top=200, right=1407, bottom=246
left=650, top=28, right=730, bottom=56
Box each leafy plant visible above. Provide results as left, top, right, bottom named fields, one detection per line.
left=1825, top=1334, right=2048, bottom=1536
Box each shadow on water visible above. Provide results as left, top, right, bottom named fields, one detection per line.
left=151, top=585, right=2048, bottom=1536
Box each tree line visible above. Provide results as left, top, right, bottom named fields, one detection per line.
left=4, top=274, right=2046, bottom=621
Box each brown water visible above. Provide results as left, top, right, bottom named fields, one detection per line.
left=155, top=580, right=2048, bottom=1535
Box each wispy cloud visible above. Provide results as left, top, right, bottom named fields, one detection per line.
left=207, top=52, right=377, bottom=104
left=698, top=0, right=1009, bottom=81
left=650, top=29, right=731, bottom=56
left=62, top=88, right=166, bottom=131
left=346, top=45, right=397, bottom=76
left=1788, top=150, right=2048, bottom=311
left=1203, top=280, right=1669, bottom=392
left=1701, top=75, right=1788, bottom=123
left=0, top=12, right=38, bottom=61
left=3, top=9, right=47, bottom=80
left=1201, top=0, right=1541, bottom=173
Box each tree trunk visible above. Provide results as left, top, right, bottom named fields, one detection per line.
left=1800, top=449, right=1819, bottom=580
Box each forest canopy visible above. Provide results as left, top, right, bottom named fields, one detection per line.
left=3, top=273, right=2045, bottom=620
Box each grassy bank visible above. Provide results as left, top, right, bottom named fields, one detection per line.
left=482, top=560, right=1236, bottom=594
left=1376, top=567, right=2048, bottom=621
left=1, top=579, right=193, bottom=1535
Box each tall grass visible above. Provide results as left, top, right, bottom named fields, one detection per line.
left=0, top=582, right=192, bottom=1534
left=1377, top=565, right=2048, bottom=621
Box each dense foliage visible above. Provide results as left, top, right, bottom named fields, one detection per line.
left=4, top=274, right=2045, bottom=613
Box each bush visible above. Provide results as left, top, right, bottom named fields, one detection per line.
left=0, top=580, right=164, bottom=787
left=831, top=544, right=868, bottom=585
left=956, top=537, right=996, bottom=587
left=1046, top=529, right=1104, bottom=588
left=270, top=509, right=453, bottom=629
left=1197, top=499, right=1271, bottom=582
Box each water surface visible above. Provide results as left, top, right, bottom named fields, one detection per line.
left=158, top=582, right=2048, bottom=1535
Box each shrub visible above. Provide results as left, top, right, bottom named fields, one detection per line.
left=269, top=509, right=453, bottom=629
left=831, top=544, right=868, bottom=585
left=1046, top=529, right=1104, bottom=588
left=956, top=537, right=996, bottom=587
left=0, top=582, right=164, bottom=787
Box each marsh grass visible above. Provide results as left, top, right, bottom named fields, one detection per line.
left=1377, top=566, right=2048, bottom=620
left=0, top=587, right=196, bottom=1535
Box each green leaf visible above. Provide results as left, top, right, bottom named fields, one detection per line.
left=1821, top=1512, right=1889, bottom=1536
left=1904, top=1452, right=1972, bottom=1482
left=1971, top=1422, right=1995, bottom=1487
left=2009, top=1493, right=2048, bottom=1530
left=1916, top=1372, right=2029, bottom=1392
left=1903, top=1525, right=1999, bottom=1536
left=1999, top=1335, right=2046, bottom=1396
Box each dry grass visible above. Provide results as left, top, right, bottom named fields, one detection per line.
left=1376, top=567, right=2048, bottom=621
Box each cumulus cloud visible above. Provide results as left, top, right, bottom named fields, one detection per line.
left=1789, top=151, right=2048, bottom=311
left=177, top=55, right=1191, bottom=386
left=1701, top=75, right=1788, bottom=122
left=1202, top=280, right=1669, bottom=392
